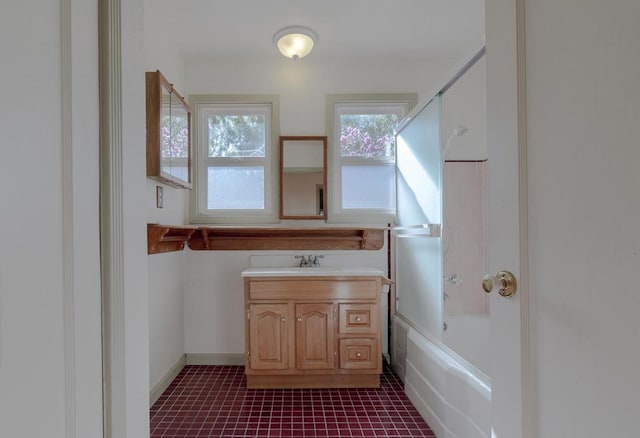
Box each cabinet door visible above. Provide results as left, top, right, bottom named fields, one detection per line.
left=295, top=303, right=335, bottom=370
left=249, top=304, right=289, bottom=370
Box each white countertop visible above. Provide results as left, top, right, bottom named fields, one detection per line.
left=241, top=266, right=386, bottom=277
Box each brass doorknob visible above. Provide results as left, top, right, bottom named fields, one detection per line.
left=482, top=271, right=517, bottom=297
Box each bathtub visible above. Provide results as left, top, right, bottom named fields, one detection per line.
left=442, top=314, right=490, bottom=377
left=392, top=316, right=491, bottom=438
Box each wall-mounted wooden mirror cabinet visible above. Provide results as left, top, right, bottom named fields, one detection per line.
left=279, top=136, right=327, bottom=219
left=146, top=70, right=192, bottom=189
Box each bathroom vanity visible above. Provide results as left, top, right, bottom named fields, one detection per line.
left=241, top=267, right=385, bottom=388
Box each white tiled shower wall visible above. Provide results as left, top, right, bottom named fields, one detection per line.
left=442, top=161, right=488, bottom=316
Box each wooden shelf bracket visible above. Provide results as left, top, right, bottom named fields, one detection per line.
left=147, top=224, right=197, bottom=254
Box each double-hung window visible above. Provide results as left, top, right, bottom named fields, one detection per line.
left=190, top=95, right=279, bottom=223
left=327, top=94, right=417, bottom=223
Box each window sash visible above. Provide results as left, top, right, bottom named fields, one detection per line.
left=190, top=95, right=279, bottom=222
left=200, top=104, right=271, bottom=160
left=328, top=97, right=414, bottom=222
left=199, top=104, right=270, bottom=213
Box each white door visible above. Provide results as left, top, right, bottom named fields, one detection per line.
left=486, top=0, right=529, bottom=436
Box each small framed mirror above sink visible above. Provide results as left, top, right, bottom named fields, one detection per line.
left=279, top=136, right=327, bottom=220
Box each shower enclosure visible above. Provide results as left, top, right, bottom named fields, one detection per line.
left=392, top=50, right=491, bottom=437
left=394, top=53, right=488, bottom=375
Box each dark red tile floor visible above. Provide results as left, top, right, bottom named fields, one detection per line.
left=150, top=365, right=435, bottom=437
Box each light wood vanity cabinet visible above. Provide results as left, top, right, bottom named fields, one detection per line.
left=295, top=303, right=335, bottom=370
left=247, top=304, right=289, bottom=370
left=244, top=276, right=383, bottom=388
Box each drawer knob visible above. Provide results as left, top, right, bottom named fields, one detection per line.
left=281, top=317, right=287, bottom=322
left=356, top=352, right=362, bottom=357
left=355, top=316, right=362, bottom=322
left=297, top=317, right=302, bottom=322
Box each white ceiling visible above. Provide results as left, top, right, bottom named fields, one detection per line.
left=145, top=0, right=485, bottom=62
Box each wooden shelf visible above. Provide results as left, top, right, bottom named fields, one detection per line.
left=188, top=227, right=385, bottom=251
left=148, top=225, right=385, bottom=253
left=147, top=224, right=197, bottom=254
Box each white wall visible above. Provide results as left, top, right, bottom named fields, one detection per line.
left=0, top=0, right=103, bottom=437
left=143, top=0, right=185, bottom=93
left=148, top=252, right=186, bottom=387
left=144, top=20, right=191, bottom=391
left=186, top=56, right=453, bottom=134
left=184, top=248, right=388, bottom=356
left=121, top=0, right=151, bottom=435
left=525, top=1, right=640, bottom=436
left=441, top=56, right=487, bottom=160
left=172, top=55, right=452, bottom=359
left=0, top=3, right=66, bottom=435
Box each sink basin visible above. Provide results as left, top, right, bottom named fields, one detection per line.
left=241, top=266, right=385, bottom=277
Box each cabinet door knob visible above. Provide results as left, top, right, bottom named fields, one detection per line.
left=297, top=317, right=302, bottom=322
left=281, top=317, right=287, bottom=322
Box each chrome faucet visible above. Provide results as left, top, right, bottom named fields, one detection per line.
left=311, top=255, right=324, bottom=267
left=295, top=255, right=324, bottom=267
left=295, top=255, right=309, bottom=267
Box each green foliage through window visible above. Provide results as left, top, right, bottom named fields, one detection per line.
left=208, top=115, right=266, bottom=158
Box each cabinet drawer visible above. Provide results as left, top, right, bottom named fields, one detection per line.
left=248, top=279, right=378, bottom=300
left=339, top=338, right=378, bottom=370
left=339, top=304, right=377, bottom=334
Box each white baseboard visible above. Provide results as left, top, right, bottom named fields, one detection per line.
left=150, top=354, right=186, bottom=406
left=186, top=353, right=245, bottom=365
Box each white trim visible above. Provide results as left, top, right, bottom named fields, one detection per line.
left=516, top=0, right=533, bottom=436
left=186, top=353, right=245, bottom=366
left=99, top=0, right=126, bottom=435
left=484, top=0, right=531, bottom=435
left=60, top=0, right=76, bottom=436
left=150, top=355, right=186, bottom=406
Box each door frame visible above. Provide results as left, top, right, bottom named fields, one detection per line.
left=486, top=0, right=533, bottom=436
left=97, top=0, right=531, bottom=436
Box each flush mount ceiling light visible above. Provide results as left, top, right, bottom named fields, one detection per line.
left=273, top=26, right=318, bottom=60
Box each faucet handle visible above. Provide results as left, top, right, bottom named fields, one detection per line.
left=312, top=255, right=324, bottom=267
left=294, top=255, right=308, bottom=267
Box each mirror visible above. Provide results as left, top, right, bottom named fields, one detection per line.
left=146, top=70, right=192, bottom=189
left=280, top=136, right=327, bottom=219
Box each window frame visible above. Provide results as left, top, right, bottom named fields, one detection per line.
left=326, top=94, right=418, bottom=224
left=189, top=94, right=280, bottom=224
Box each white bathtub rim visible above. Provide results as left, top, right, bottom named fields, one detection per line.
left=393, top=314, right=491, bottom=388
left=408, top=328, right=491, bottom=394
